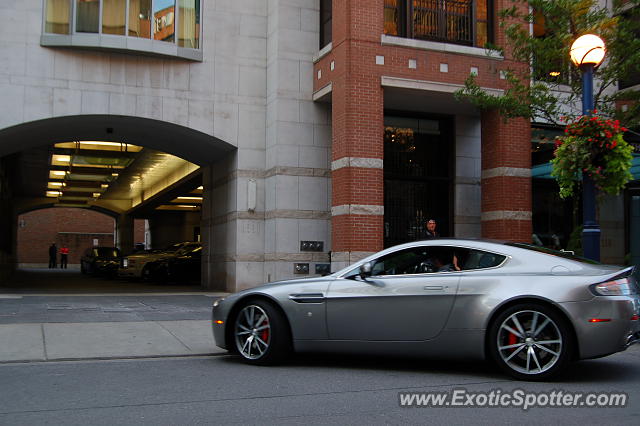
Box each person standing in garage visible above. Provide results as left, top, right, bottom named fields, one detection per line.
left=48, top=243, right=57, bottom=269
left=59, top=245, right=69, bottom=269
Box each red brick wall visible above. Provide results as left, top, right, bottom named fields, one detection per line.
left=480, top=111, right=532, bottom=241
left=17, top=208, right=115, bottom=264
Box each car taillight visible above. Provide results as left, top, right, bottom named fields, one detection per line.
left=590, top=278, right=638, bottom=296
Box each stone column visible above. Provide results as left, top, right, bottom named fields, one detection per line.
left=115, top=214, right=135, bottom=256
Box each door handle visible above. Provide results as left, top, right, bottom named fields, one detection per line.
left=423, top=285, right=446, bottom=291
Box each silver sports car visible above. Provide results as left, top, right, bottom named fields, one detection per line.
left=212, top=239, right=640, bottom=380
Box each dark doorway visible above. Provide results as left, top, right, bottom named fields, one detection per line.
left=383, top=114, right=454, bottom=247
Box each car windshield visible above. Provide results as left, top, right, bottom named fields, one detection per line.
left=164, top=243, right=185, bottom=253
left=176, top=244, right=201, bottom=255
left=94, top=248, right=120, bottom=257
left=505, top=242, right=601, bottom=265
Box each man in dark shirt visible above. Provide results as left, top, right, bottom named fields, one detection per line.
left=424, top=219, right=440, bottom=239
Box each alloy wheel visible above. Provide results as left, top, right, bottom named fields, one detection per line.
left=496, top=310, right=563, bottom=375
left=234, top=305, right=271, bottom=360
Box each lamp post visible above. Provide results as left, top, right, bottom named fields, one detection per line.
left=570, top=34, right=606, bottom=261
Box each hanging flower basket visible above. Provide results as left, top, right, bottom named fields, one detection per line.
left=551, top=114, right=634, bottom=199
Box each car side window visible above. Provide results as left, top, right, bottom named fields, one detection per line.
left=459, top=249, right=506, bottom=270
left=370, top=247, right=431, bottom=275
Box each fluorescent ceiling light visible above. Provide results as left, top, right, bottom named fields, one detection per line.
left=59, top=196, right=92, bottom=201
left=49, top=170, right=67, bottom=178
left=46, top=190, right=62, bottom=197
left=51, top=154, right=71, bottom=165
left=54, top=141, right=143, bottom=152
left=156, top=204, right=201, bottom=211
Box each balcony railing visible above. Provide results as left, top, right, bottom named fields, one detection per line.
left=414, top=0, right=473, bottom=45
left=384, top=0, right=491, bottom=48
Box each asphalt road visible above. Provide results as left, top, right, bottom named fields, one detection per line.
left=1, top=347, right=639, bottom=425
left=2, top=269, right=639, bottom=425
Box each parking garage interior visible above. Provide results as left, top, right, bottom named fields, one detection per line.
left=0, top=114, right=235, bottom=291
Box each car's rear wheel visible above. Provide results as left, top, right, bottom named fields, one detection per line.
left=233, top=300, right=290, bottom=365
left=489, top=303, right=573, bottom=381
left=141, top=266, right=152, bottom=282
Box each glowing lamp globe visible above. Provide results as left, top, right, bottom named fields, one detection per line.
left=570, top=34, right=606, bottom=67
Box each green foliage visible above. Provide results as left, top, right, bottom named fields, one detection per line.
left=454, top=0, right=640, bottom=129
left=551, top=115, right=634, bottom=198
left=566, top=225, right=583, bottom=256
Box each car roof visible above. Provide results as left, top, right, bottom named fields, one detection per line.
left=331, top=238, right=612, bottom=277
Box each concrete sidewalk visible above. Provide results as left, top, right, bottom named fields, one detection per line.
left=0, top=320, right=226, bottom=363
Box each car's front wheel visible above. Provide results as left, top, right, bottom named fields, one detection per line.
left=489, top=303, right=573, bottom=381
left=232, top=300, right=291, bottom=365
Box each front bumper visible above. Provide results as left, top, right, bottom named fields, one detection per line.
left=561, top=294, right=640, bottom=359
left=211, top=298, right=228, bottom=350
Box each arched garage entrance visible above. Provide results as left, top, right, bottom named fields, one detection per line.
left=0, top=115, right=236, bottom=290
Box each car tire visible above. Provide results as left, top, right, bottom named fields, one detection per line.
left=141, top=266, right=152, bottom=282
left=232, top=299, right=291, bottom=365
left=488, top=303, right=573, bottom=381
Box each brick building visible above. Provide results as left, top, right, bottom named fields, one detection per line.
left=313, top=0, right=534, bottom=270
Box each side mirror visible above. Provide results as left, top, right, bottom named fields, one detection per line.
left=359, top=262, right=373, bottom=280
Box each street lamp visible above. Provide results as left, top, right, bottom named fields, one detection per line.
left=570, top=34, right=606, bottom=261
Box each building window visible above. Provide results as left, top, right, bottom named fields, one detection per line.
left=383, top=0, right=493, bottom=48
left=153, top=0, right=175, bottom=42
left=45, top=0, right=71, bottom=34
left=44, top=0, right=200, bottom=50
left=128, top=0, right=152, bottom=38
left=531, top=10, right=573, bottom=84
left=76, top=0, right=100, bottom=33
left=619, top=11, right=640, bottom=89
left=178, top=0, right=200, bottom=48
left=320, top=0, right=332, bottom=49
left=530, top=125, right=577, bottom=251
left=103, top=0, right=126, bottom=35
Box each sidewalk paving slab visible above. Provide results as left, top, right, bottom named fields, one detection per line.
left=0, top=324, right=46, bottom=362
left=0, top=320, right=225, bottom=363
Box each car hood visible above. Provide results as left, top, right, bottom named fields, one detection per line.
left=231, top=276, right=334, bottom=297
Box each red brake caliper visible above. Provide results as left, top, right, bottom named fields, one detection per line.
left=508, top=332, right=517, bottom=349
left=261, top=319, right=269, bottom=343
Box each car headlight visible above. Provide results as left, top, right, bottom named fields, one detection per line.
left=590, top=278, right=638, bottom=296
left=213, top=298, right=224, bottom=308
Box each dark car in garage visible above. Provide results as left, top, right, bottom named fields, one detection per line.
left=147, top=242, right=202, bottom=283
left=80, top=246, right=122, bottom=277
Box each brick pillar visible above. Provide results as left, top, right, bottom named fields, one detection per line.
left=330, top=1, right=385, bottom=268
left=480, top=110, right=532, bottom=242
